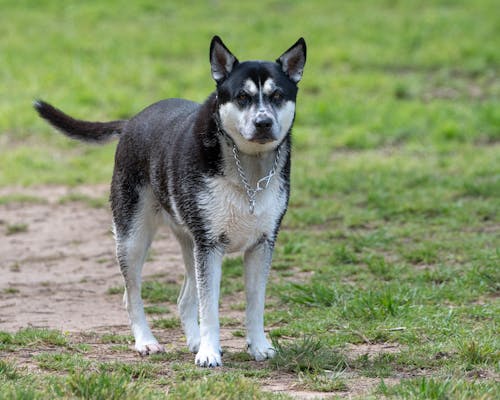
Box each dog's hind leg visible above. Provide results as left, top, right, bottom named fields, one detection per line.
left=173, top=228, right=200, bottom=353
left=112, top=185, right=163, bottom=356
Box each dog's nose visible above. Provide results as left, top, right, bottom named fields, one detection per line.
left=254, top=115, right=273, bottom=129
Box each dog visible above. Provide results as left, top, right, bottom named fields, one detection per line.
left=34, top=36, right=306, bottom=367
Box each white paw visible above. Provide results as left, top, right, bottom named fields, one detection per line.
left=181, top=318, right=201, bottom=353
left=135, top=342, right=165, bottom=356
left=186, top=334, right=201, bottom=353
left=195, top=345, right=223, bottom=367
left=247, top=338, right=276, bottom=361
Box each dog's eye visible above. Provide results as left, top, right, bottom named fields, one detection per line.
left=271, top=90, right=284, bottom=103
left=236, top=92, right=251, bottom=106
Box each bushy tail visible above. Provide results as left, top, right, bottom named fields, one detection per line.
left=34, top=100, right=126, bottom=143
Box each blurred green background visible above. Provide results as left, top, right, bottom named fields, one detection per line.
left=0, top=0, right=498, bottom=185
left=1, top=1, right=499, bottom=398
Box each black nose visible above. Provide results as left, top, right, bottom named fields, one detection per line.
left=254, top=116, right=273, bottom=129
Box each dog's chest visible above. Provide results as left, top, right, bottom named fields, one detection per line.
left=199, top=176, right=286, bottom=253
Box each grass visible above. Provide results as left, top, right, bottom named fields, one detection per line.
left=298, top=371, right=348, bottom=393
left=144, top=305, right=170, bottom=315
left=100, top=333, right=134, bottom=344
left=35, top=352, right=92, bottom=373
left=64, top=371, right=148, bottom=400
left=152, top=317, right=180, bottom=330
left=168, top=375, right=287, bottom=400
left=0, top=360, right=21, bottom=381
left=1, top=0, right=499, bottom=398
left=5, top=223, right=29, bottom=235
left=0, top=328, right=68, bottom=350
left=2, top=287, right=20, bottom=295
left=270, top=336, right=348, bottom=373
left=141, top=280, right=179, bottom=304
left=378, top=377, right=499, bottom=399
left=0, top=362, right=161, bottom=400
left=0, top=194, right=46, bottom=205
left=58, top=192, right=108, bottom=208
left=106, top=286, right=123, bottom=295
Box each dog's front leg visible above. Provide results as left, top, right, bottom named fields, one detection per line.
left=194, top=244, right=224, bottom=367
left=244, top=238, right=276, bottom=361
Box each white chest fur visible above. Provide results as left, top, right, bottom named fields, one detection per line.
left=198, top=175, right=286, bottom=253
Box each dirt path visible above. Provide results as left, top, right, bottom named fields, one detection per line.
left=0, top=185, right=390, bottom=399
left=0, top=185, right=258, bottom=352
left=0, top=185, right=183, bottom=333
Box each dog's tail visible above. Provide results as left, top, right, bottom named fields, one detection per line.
left=34, top=100, right=126, bottom=144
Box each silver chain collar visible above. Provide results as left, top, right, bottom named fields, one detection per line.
left=214, top=112, right=282, bottom=214
left=231, top=144, right=282, bottom=214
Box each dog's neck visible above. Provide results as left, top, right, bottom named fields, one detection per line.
left=212, top=106, right=287, bottom=214
left=195, top=91, right=287, bottom=184
left=220, top=131, right=284, bottom=214
left=214, top=110, right=283, bottom=171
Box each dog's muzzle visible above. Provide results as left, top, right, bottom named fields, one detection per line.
left=251, top=114, right=276, bottom=143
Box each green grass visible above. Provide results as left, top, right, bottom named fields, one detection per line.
left=35, top=352, right=92, bottom=373
left=378, top=377, right=499, bottom=399
left=1, top=0, right=499, bottom=398
left=64, top=371, right=149, bottom=400
left=0, top=360, right=21, bottom=381
left=0, top=194, right=46, bottom=205
left=0, top=328, right=68, bottom=350
left=100, top=333, right=134, bottom=344
left=5, top=223, right=29, bottom=235
left=108, top=280, right=180, bottom=303
left=168, top=375, right=288, bottom=400
left=144, top=305, right=170, bottom=315
left=58, top=192, right=108, bottom=208
left=2, top=287, right=20, bottom=295
left=141, top=280, right=179, bottom=304
left=0, top=363, right=164, bottom=400
left=152, top=317, right=180, bottom=330
left=106, top=285, right=123, bottom=295
left=270, top=336, right=348, bottom=373
left=298, top=371, right=348, bottom=393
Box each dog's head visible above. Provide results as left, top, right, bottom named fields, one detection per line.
left=210, top=36, right=306, bottom=154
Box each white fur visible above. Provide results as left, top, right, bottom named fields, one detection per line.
left=118, top=151, right=287, bottom=364
left=119, top=164, right=287, bottom=362
left=196, top=154, right=286, bottom=364
left=262, top=78, right=276, bottom=96
left=218, top=100, right=295, bottom=155
left=117, top=106, right=292, bottom=364
left=244, top=79, right=258, bottom=96
left=198, top=172, right=286, bottom=254
left=244, top=241, right=276, bottom=361
left=277, top=101, right=295, bottom=138
left=194, top=247, right=224, bottom=367
left=116, top=187, right=164, bottom=355
left=172, top=227, right=200, bottom=353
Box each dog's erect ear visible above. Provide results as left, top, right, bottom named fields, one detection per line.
left=277, top=38, right=307, bottom=83
left=210, top=36, right=239, bottom=84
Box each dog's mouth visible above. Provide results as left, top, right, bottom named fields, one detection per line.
left=248, top=128, right=276, bottom=144
left=249, top=136, right=275, bottom=144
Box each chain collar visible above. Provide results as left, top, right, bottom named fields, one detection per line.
left=231, top=144, right=281, bottom=214
left=214, top=113, right=282, bottom=214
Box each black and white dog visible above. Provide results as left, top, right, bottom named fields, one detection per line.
left=35, top=36, right=306, bottom=367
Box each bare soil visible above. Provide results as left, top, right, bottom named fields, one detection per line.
left=0, top=185, right=398, bottom=398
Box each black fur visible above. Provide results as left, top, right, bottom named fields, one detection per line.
left=34, top=36, right=306, bottom=366
left=34, top=100, right=125, bottom=143
left=34, top=37, right=303, bottom=260
left=33, top=37, right=305, bottom=267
